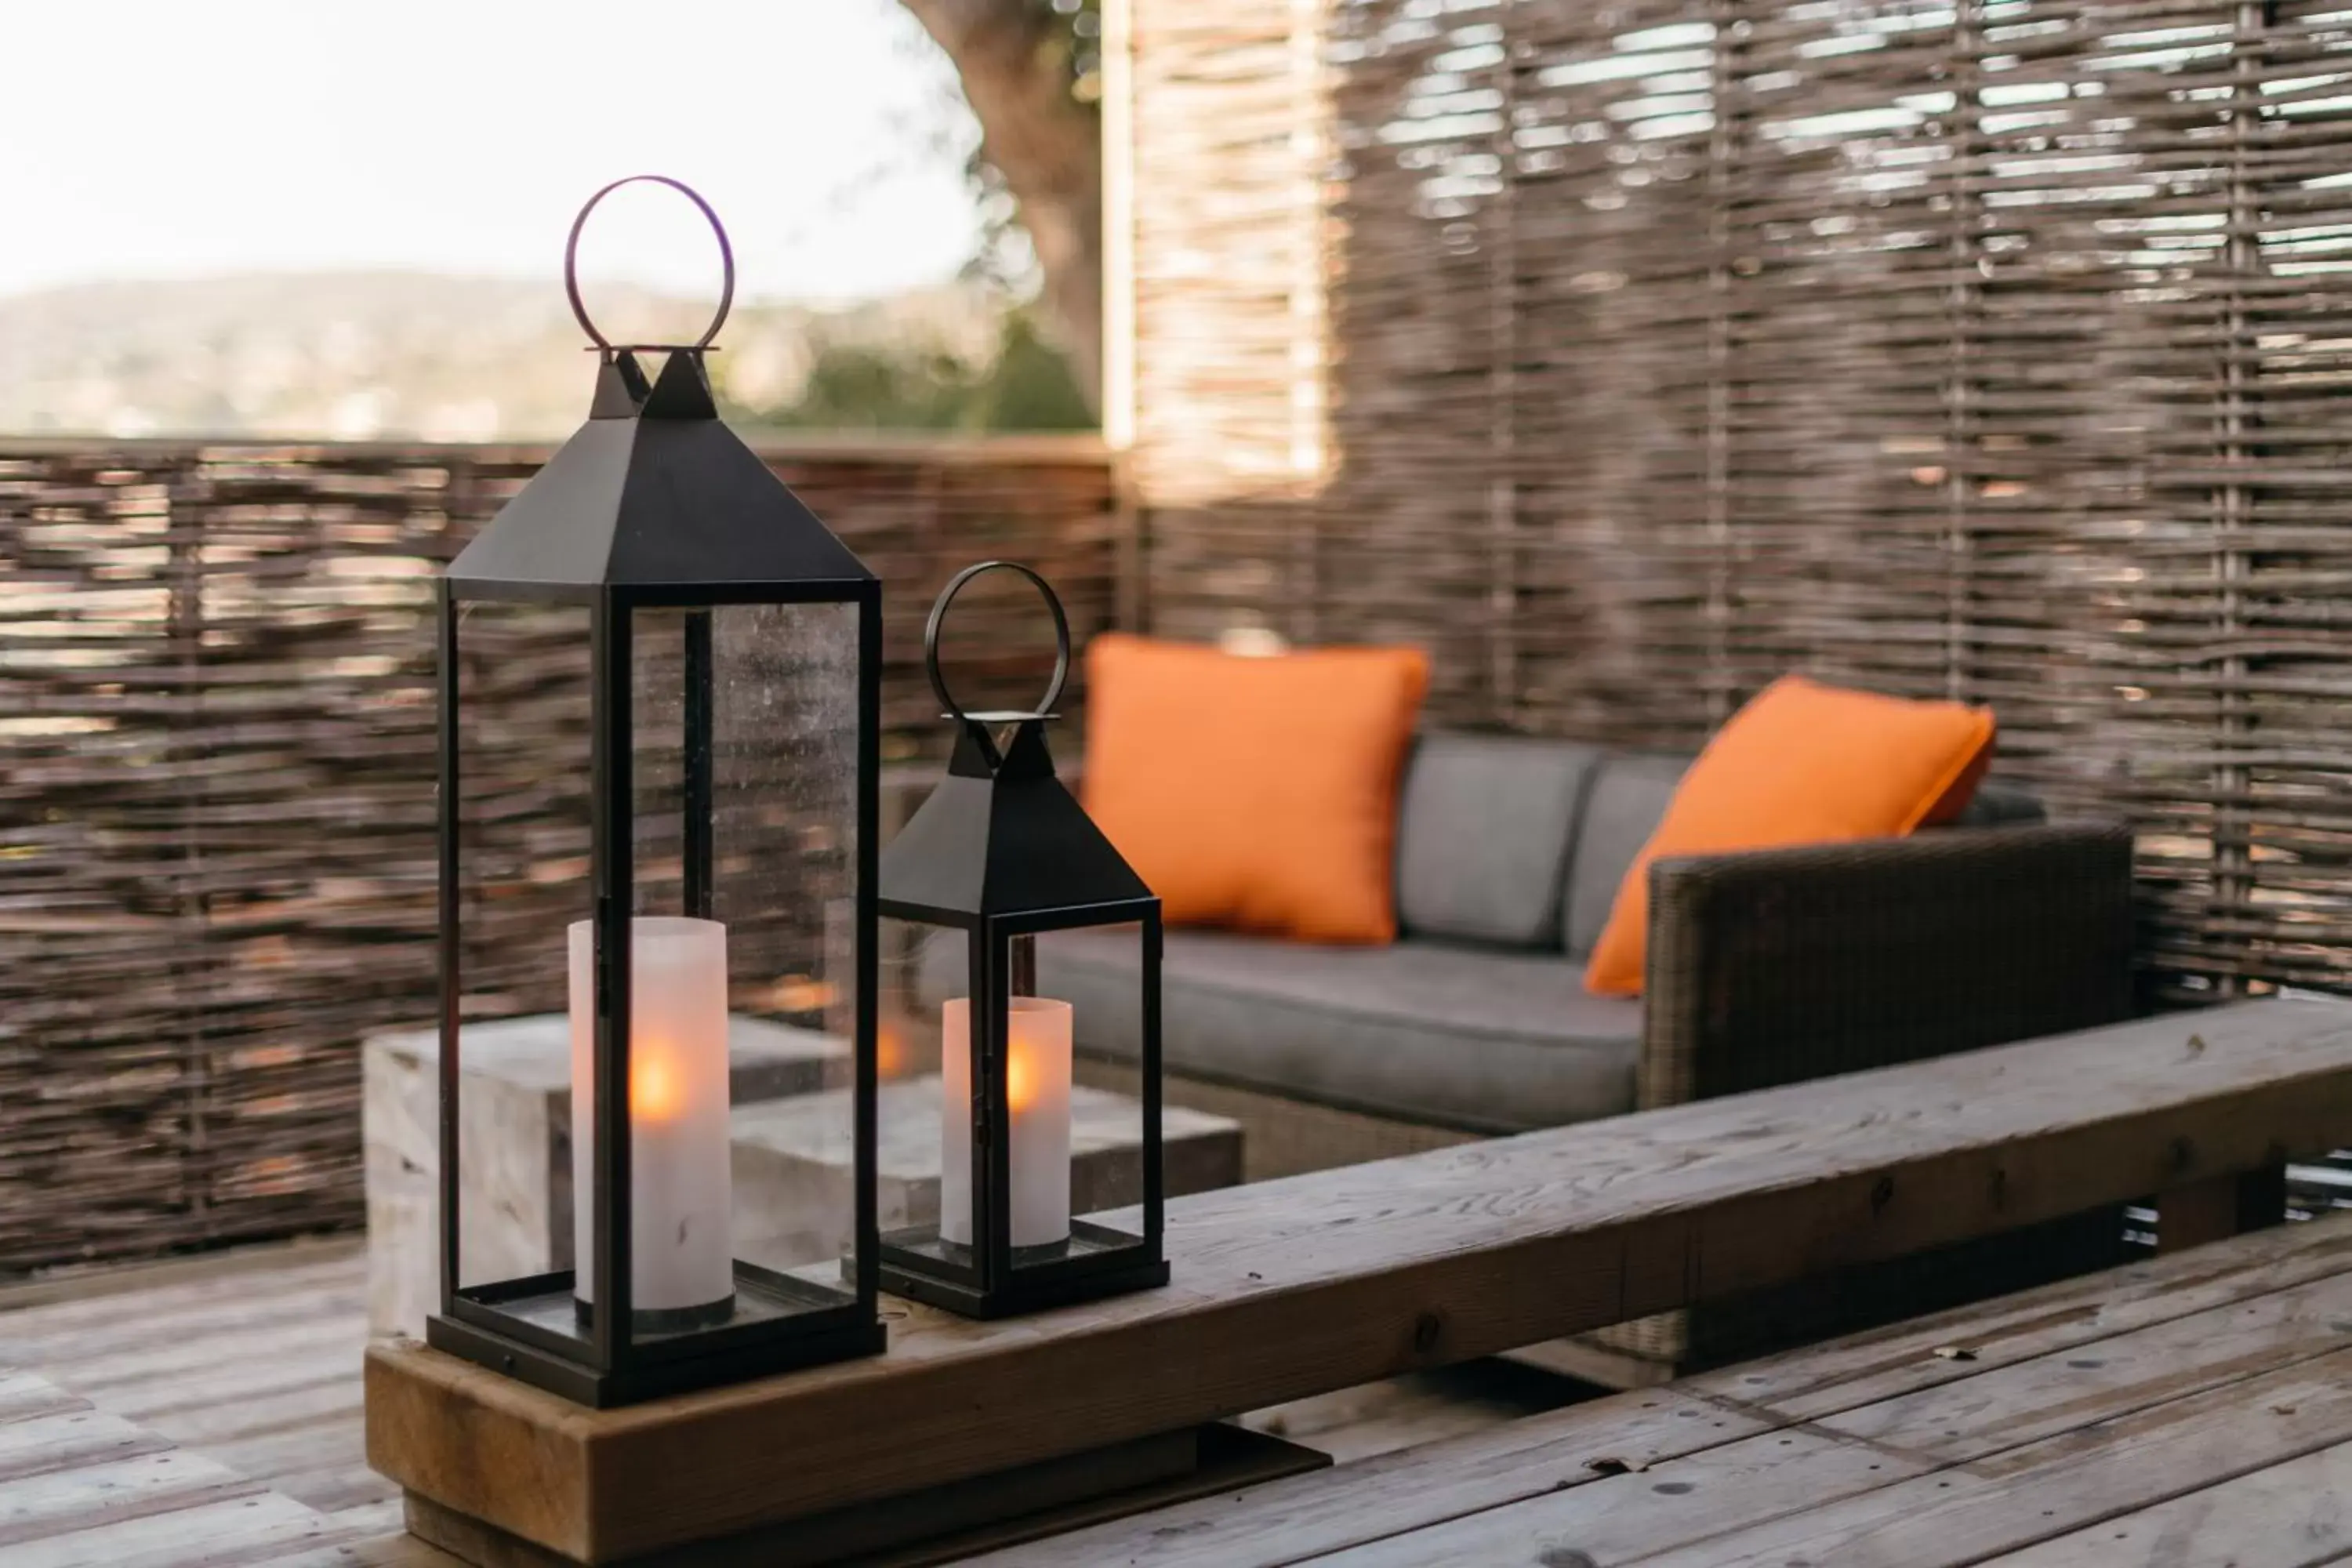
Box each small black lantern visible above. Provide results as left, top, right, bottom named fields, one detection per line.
left=878, top=562, right=1168, bottom=1317
left=428, top=177, right=884, bottom=1405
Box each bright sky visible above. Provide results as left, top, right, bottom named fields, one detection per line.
left=0, top=0, right=982, bottom=306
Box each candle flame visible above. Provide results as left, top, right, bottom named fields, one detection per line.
left=1006, top=1046, right=1038, bottom=1112
left=631, top=1051, right=681, bottom=1123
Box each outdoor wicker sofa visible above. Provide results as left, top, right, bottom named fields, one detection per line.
left=901, top=731, right=2140, bottom=1383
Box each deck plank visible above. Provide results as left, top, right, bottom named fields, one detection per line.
left=49, top=1318, right=367, bottom=1399
left=4, top=1492, right=352, bottom=1568
left=1624, top=1347, right=2352, bottom=1566
left=1299, top=1305, right=2352, bottom=1565
left=963, top=1389, right=1777, bottom=1568
left=0, top=1253, right=398, bottom=1564
left=274, top=1530, right=466, bottom=1567
left=0, top=1370, right=93, bottom=1425
left=995, top=1214, right=2352, bottom=1568
left=1243, top=1363, right=1585, bottom=1465
left=267, top=1464, right=397, bottom=1518
left=1306, top=1426, right=1926, bottom=1568
left=109, top=1358, right=370, bottom=1428
left=0, top=1252, right=365, bottom=1334
left=0, top=1360, right=378, bottom=1568
left=0, top=1450, right=267, bottom=1549
left=204, top=1419, right=372, bottom=1497
left=1983, top=1437, right=2352, bottom=1567
left=139, top=1377, right=368, bottom=1449
left=0, top=1410, right=172, bottom=1483
left=0, top=1283, right=365, bottom=1370
left=1026, top=1388, right=1783, bottom=1568
left=323, top=1498, right=405, bottom=1538
left=1811, top=1257, right=2352, bottom=1463
left=1680, top=1212, right=2352, bottom=1421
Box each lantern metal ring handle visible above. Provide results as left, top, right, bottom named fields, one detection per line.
left=564, top=174, right=736, bottom=354
left=924, top=561, right=1071, bottom=723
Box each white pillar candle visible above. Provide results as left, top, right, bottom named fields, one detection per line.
left=939, top=996, right=1074, bottom=1250
left=568, top=916, right=734, bottom=1317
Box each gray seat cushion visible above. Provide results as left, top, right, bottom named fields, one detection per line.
left=1396, top=734, right=1602, bottom=948
left=1562, top=753, right=1687, bottom=959
left=918, top=927, right=1639, bottom=1134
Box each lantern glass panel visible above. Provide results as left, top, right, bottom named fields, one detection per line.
left=604, top=601, right=867, bottom=1344
left=887, top=912, right=1158, bottom=1290
left=877, top=913, right=939, bottom=1087
left=884, top=913, right=983, bottom=1286
left=447, top=597, right=594, bottom=1301
left=890, top=916, right=963, bottom=1062
left=1008, top=917, right=1148, bottom=1280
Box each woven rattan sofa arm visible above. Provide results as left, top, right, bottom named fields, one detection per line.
left=1636, top=822, right=2137, bottom=1109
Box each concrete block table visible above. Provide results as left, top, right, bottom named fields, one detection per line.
left=731, top=1076, right=1245, bottom=1273
left=364, top=1014, right=849, bottom=1339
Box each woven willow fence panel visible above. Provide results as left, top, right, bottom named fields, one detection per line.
left=1127, top=0, right=2352, bottom=996
left=1127, top=1, right=1338, bottom=644
left=0, top=437, right=1115, bottom=1272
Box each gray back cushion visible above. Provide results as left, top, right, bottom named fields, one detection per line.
left=1562, top=753, right=1690, bottom=959
left=1396, top=733, right=1602, bottom=948
left=1952, top=780, right=2045, bottom=826
left=1555, top=754, right=2045, bottom=957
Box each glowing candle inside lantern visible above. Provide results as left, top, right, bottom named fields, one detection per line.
left=568, top=916, right=733, bottom=1322
left=939, top=996, right=1073, bottom=1249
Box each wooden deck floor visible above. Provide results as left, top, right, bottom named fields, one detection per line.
left=0, top=1239, right=1587, bottom=1566
left=993, top=1213, right=2352, bottom=1565
left=0, top=1240, right=430, bottom=1566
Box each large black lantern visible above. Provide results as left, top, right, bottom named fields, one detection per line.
left=428, top=177, right=884, bottom=1405
left=879, top=562, right=1167, bottom=1317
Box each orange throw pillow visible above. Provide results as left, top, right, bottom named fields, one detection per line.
left=1583, top=675, right=1995, bottom=996
left=1082, top=635, right=1429, bottom=944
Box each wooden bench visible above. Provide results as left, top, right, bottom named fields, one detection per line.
left=365, top=996, right=2352, bottom=1565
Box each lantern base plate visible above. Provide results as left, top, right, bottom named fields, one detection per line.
left=426, top=1307, right=884, bottom=1407
left=569, top=1291, right=737, bottom=1335
left=879, top=1221, right=1171, bottom=1319
left=427, top=1262, right=883, bottom=1406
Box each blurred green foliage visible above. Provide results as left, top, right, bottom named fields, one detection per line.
left=724, top=309, right=1092, bottom=434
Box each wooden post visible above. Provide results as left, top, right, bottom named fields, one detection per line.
left=1101, top=0, right=1137, bottom=459
left=2158, top=1163, right=2288, bottom=1255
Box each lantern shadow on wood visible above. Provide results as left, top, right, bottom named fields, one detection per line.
left=428, top=176, right=885, bottom=1406
left=877, top=561, right=1169, bottom=1318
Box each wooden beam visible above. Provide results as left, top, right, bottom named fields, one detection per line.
left=401, top=1424, right=1322, bottom=1568
left=366, top=998, right=2352, bottom=1563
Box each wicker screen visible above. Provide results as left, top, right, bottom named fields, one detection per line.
left=0, top=436, right=1114, bottom=1272
left=1127, top=0, right=2352, bottom=998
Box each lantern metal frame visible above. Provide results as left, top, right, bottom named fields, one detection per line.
left=876, top=562, right=1169, bottom=1318
left=426, top=176, right=885, bottom=1406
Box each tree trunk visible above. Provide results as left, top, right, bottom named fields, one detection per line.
left=900, top=0, right=1103, bottom=413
